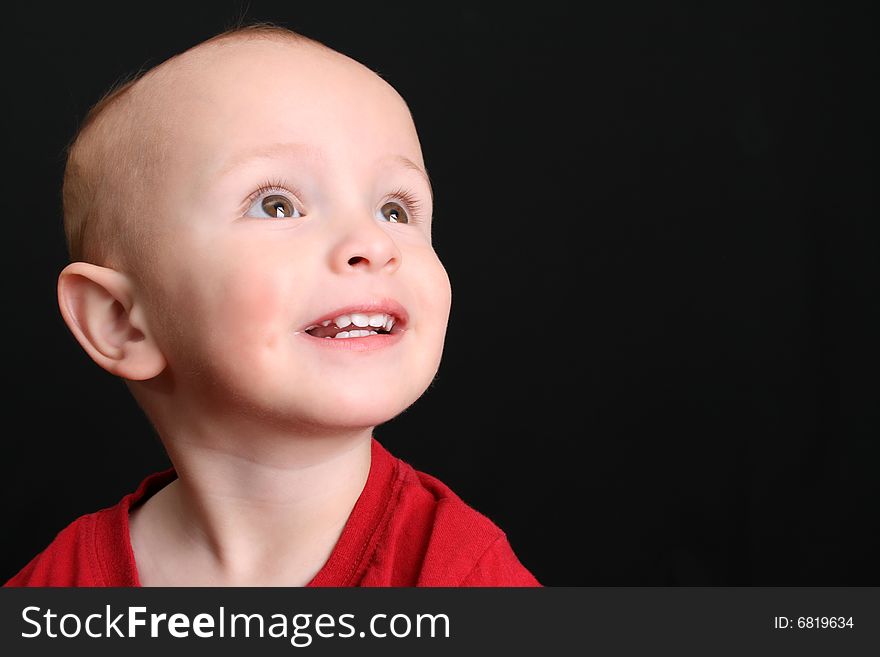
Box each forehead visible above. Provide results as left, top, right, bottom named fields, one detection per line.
left=149, top=39, right=423, bottom=175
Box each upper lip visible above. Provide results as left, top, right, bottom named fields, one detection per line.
left=300, top=298, right=409, bottom=331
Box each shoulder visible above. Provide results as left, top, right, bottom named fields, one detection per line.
left=409, top=467, right=541, bottom=586
left=4, top=468, right=175, bottom=588
left=366, top=453, right=540, bottom=587
left=4, top=511, right=105, bottom=587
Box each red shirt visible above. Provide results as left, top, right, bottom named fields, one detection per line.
left=5, top=438, right=540, bottom=587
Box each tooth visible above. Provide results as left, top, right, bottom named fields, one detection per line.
left=335, top=331, right=351, bottom=339
left=368, top=313, right=386, bottom=327
left=335, top=315, right=352, bottom=328
left=351, top=313, right=369, bottom=328
left=321, top=320, right=331, bottom=327
left=352, top=329, right=372, bottom=337
left=385, top=317, right=395, bottom=331
left=369, top=330, right=377, bottom=335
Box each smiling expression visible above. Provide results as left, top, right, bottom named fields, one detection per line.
left=128, top=37, right=452, bottom=431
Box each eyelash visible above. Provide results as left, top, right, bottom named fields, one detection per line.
left=243, top=178, right=426, bottom=222
left=242, top=178, right=304, bottom=216
left=385, top=186, right=425, bottom=223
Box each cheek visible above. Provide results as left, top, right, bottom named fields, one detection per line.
left=418, top=251, right=452, bottom=330
left=206, top=254, right=302, bottom=366
left=221, top=267, right=288, bottom=343
left=433, top=263, right=453, bottom=326
left=154, top=239, right=300, bottom=371
left=410, top=249, right=452, bottom=365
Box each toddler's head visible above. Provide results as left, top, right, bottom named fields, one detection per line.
left=59, top=25, right=451, bottom=440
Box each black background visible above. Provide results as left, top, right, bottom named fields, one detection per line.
left=2, top=1, right=877, bottom=585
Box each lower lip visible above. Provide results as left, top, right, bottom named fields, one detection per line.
left=297, top=329, right=406, bottom=352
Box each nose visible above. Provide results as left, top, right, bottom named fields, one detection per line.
left=328, top=215, right=402, bottom=275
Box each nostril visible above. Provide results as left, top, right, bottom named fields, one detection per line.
left=348, top=256, right=367, bottom=266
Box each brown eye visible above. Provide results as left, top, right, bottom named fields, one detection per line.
left=261, top=195, right=296, bottom=218
left=380, top=201, right=408, bottom=224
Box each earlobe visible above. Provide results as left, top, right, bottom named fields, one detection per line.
left=57, top=262, right=166, bottom=380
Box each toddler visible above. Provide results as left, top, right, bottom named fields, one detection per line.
left=5, top=24, right=539, bottom=587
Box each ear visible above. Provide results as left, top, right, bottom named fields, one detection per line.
left=57, top=262, right=167, bottom=381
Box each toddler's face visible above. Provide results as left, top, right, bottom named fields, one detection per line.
left=136, top=40, right=451, bottom=430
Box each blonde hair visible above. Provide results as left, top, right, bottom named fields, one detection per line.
left=61, top=22, right=328, bottom=267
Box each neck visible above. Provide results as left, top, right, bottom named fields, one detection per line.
left=133, top=417, right=373, bottom=585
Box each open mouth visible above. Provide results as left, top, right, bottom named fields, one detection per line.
left=303, top=312, right=399, bottom=339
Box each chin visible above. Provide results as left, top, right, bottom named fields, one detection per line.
left=294, top=381, right=425, bottom=430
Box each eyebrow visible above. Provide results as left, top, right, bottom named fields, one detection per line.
left=214, top=142, right=320, bottom=178
left=392, top=154, right=434, bottom=203
left=214, top=142, right=433, bottom=202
